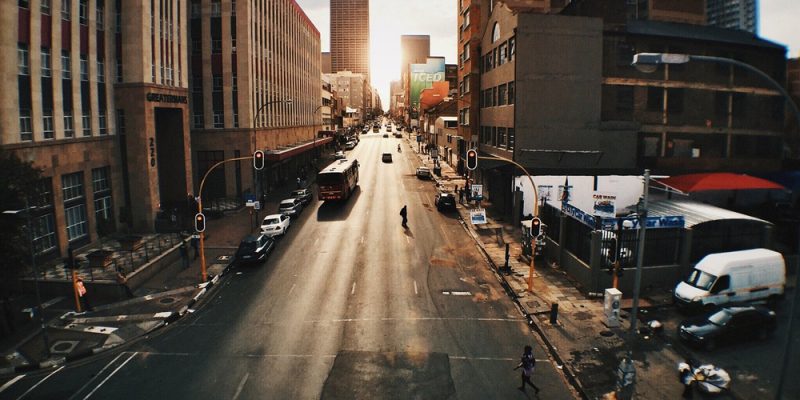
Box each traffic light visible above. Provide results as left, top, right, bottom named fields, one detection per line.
left=253, top=150, right=265, bottom=170
left=466, top=149, right=478, bottom=170
left=194, top=212, right=206, bottom=233
left=531, top=217, right=542, bottom=237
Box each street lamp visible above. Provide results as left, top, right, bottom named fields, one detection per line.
left=633, top=53, right=800, bottom=400
left=3, top=199, right=51, bottom=359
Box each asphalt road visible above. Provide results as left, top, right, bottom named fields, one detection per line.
left=0, top=123, right=576, bottom=399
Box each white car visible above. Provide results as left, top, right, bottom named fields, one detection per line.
left=260, top=214, right=291, bottom=237
left=334, top=151, right=346, bottom=160
left=416, top=166, right=432, bottom=179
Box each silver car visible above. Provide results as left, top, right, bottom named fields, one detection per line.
left=278, top=198, right=303, bottom=216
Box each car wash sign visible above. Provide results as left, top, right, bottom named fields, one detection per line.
left=592, top=192, right=616, bottom=218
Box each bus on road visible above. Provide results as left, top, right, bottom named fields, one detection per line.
left=318, top=158, right=359, bottom=201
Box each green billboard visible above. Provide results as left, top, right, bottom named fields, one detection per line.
left=409, top=58, right=446, bottom=110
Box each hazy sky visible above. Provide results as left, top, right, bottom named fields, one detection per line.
left=296, top=0, right=800, bottom=110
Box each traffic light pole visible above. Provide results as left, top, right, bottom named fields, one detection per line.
left=477, top=155, right=540, bottom=292
left=197, top=156, right=254, bottom=282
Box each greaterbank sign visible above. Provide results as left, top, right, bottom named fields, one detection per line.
left=410, top=57, right=445, bottom=109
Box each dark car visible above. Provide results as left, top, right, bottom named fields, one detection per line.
left=435, top=191, right=457, bottom=211
left=235, top=234, right=275, bottom=265
left=678, top=305, right=777, bottom=350
left=290, top=189, right=313, bottom=205
left=381, top=153, right=393, bottom=163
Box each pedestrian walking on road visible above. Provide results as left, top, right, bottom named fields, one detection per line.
left=514, top=345, right=540, bottom=394
left=191, top=237, right=200, bottom=260
left=400, top=205, right=408, bottom=228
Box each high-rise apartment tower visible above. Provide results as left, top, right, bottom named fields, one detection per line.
left=330, top=0, right=369, bottom=80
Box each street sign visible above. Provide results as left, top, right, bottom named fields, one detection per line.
left=253, top=201, right=261, bottom=210
left=470, top=209, right=487, bottom=225
left=470, top=184, right=483, bottom=201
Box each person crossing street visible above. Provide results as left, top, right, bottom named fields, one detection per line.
left=400, top=205, right=408, bottom=228
left=514, top=345, right=541, bottom=394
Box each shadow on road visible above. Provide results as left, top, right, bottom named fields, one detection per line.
left=316, top=186, right=362, bottom=222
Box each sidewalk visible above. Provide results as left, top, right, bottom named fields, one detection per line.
left=407, top=139, right=714, bottom=400
left=0, top=154, right=332, bottom=375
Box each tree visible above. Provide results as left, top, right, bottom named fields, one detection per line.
left=0, top=149, right=44, bottom=297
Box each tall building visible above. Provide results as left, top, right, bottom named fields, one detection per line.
left=400, top=35, right=430, bottom=74
left=330, top=0, right=369, bottom=79
left=0, top=0, right=323, bottom=259
left=189, top=0, right=324, bottom=201
left=321, top=52, right=331, bottom=73
left=707, top=0, right=757, bottom=34
left=324, top=71, right=367, bottom=124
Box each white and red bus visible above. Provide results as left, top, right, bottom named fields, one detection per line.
left=318, top=159, right=359, bottom=201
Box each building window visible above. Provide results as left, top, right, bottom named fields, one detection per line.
left=508, top=81, right=515, bottom=104
left=116, top=60, right=123, bottom=82
left=98, top=114, right=107, bottom=135
left=233, top=112, right=239, bottom=127
left=92, top=166, right=113, bottom=226
left=97, top=59, right=105, bottom=82
left=491, top=87, right=497, bottom=107
left=61, top=51, right=71, bottom=79
left=96, top=5, right=104, bottom=30
left=212, top=40, right=222, bottom=54
left=646, top=87, right=663, bottom=112
left=64, top=204, right=88, bottom=241
left=61, top=0, right=71, bottom=20
left=192, top=39, right=201, bottom=54
left=19, top=0, right=30, bottom=8
left=212, top=75, right=222, bottom=92
left=462, top=43, right=469, bottom=62
left=498, top=43, right=507, bottom=65
left=492, top=22, right=500, bottom=42
left=82, top=112, right=91, bottom=136
left=497, top=127, right=506, bottom=147
left=213, top=112, right=224, bottom=128
left=62, top=171, right=84, bottom=201
left=116, top=109, right=125, bottom=134
left=508, top=37, right=515, bottom=61
left=80, top=55, right=88, bottom=81
left=232, top=75, right=237, bottom=91
left=211, top=1, right=221, bottom=17
left=507, top=128, right=515, bottom=150
left=64, top=112, right=74, bottom=137
left=41, top=0, right=50, bottom=15
left=193, top=113, right=204, bottom=128
left=94, top=195, right=112, bottom=223
left=79, top=0, right=87, bottom=25
left=667, top=88, right=684, bottom=114
left=92, top=166, right=110, bottom=192
left=20, top=109, right=33, bottom=141
left=43, top=110, right=54, bottom=139
left=41, top=48, right=52, bottom=77
left=18, top=45, right=29, bottom=75
left=191, top=1, right=200, bottom=18
left=498, top=84, right=507, bottom=106
left=33, top=213, right=57, bottom=254
left=616, top=86, right=633, bottom=113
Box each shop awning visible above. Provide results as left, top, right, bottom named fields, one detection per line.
left=655, top=173, right=785, bottom=193
left=263, top=137, right=333, bottom=162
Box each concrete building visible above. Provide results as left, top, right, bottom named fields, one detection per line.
left=468, top=0, right=789, bottom=221
left=321, top=51, right=331, bottom=74
left=321, top=74, right=335, bottom=131
left=456, top=0, right=483, bottom=174
left=330, top=0, right=369, bottom=79
left=707, top=0, right=757, bottom=34
left=400, top=35, right=430, bottom=75
left=0, top=0, right=323, bottom=259
left=324, top=70, right=367, bottom=125
left=189, top=0, right=324, bottom=205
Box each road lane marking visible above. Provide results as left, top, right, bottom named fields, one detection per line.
left=231, top=373, right=249, bottom=400
left=442, top=291, right=472, bottom=296
left=414, top=280, right=418, bottom=295
left=360, top=235, right=364, bottom=244
left=288, top=283, right=296, bottom=295
left=17, top=366, right=63, bottom=400
left=68, top=352, right=128, bottom=400
left=82, top=352, right=137, bottom=400
left=351, top=282, right=356, bottom=295
left=405, top=236, right=410, bottom=244
left=0, top=375, right=25, bottom=394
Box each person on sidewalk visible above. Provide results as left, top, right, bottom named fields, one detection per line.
left=116, top=271, right=135, bottom=298
left=76, top=278, right=93, bottom=312
left=179, top=241, right=190, bottom=269
left=296, top=177, right=302, bottom=189
left=514, top=345, right=540, bottom=394
left=400, top=205, right=408, bottom=228
left=191, top=236, right=200, bottom=260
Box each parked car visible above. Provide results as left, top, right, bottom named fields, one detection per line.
left=393, top=132, right=403, bottom=138
left=381, top=153, right=393, bottom=163
left=334, top=151, right=346, bottom=160
left=416, top=167, right=432, bottom=179
left=278, top=198, right=304, bottom=216
left=345, top=141, right=356, bottom=150
left=674, top=248, right=785, bottom=310
left=435, top=191, right=457, bottom=211
left=678, top=305, right=777, bottom=350
left=260, top=214, right=291, bottom=237
left=382, top=133, right=389, bottom=138
left=290, top=189, right=313, bottom=205
left=235, top=234, right=275, bottom=264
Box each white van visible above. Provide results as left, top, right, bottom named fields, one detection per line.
left=674, top=248, right=785, bottom=309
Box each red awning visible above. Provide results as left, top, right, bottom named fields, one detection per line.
left=655, top=173, right=785, bottom=193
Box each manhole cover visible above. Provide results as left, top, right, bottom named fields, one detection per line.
left=599, top=330, right=614, bottom=337
left=159, top=297, right=176, bottom=304
left=526, top=301, right=540, bottom=308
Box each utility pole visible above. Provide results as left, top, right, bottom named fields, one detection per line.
left=629, top=169, right=650, bottom=335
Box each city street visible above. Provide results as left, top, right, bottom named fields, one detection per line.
left=0, top=125, right=576, bottom=399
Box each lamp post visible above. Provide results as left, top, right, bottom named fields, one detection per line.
left=633, top=53, right=800, bottom=400
left=3, top=199, right=50, bottom=358
left=251, top=98, right=292, bottom=229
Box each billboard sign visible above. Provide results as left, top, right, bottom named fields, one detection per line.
left=410, top=58, right=445, bottom=110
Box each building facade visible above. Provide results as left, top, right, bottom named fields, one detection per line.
left=189, top=0, right=323, bottom=203
left=324, top=71, right=366, bottom=114
left=0, top=0, right=322, bottom=259
left=330, top=0, right=369, bottom=79
left=707, top=0, right=757, bottom=34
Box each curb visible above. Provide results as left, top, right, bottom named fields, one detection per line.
left=0, top=261, right=233, bottom=377
left=458, top=210, right=591, bottom=400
